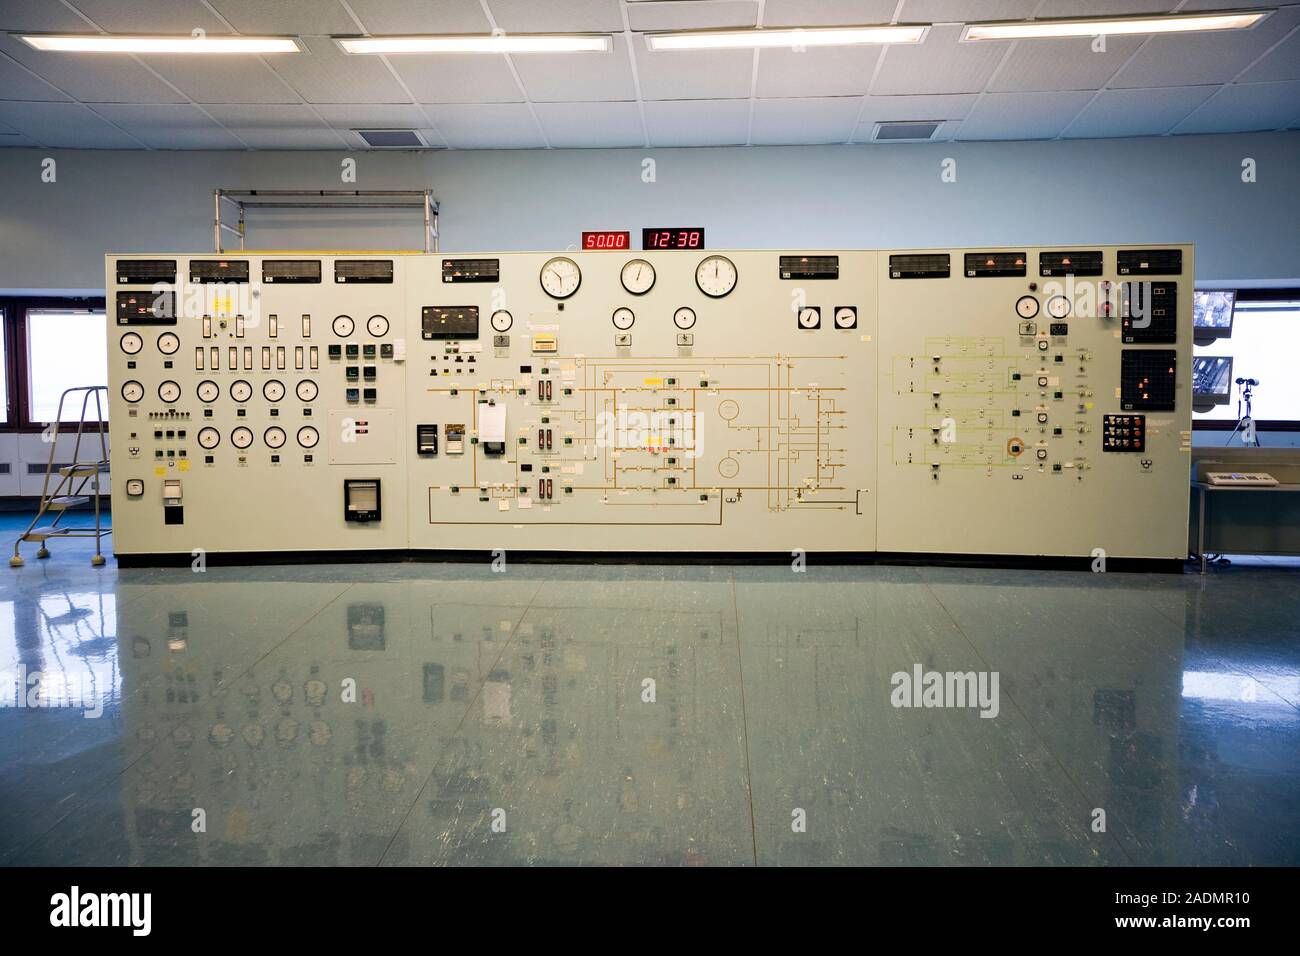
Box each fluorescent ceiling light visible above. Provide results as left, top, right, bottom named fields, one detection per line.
left=962, top=10, right=1270, bottom=41
left=646, top=25, right=928, bottom=51
left=338, top=35, right=611, bottom=54
left=21, top=34, right=300, bottom=53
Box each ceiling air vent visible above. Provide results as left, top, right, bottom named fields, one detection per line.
left=873, top=121, right=941, bottom=142
left=355, top=129, right=425, bottom=148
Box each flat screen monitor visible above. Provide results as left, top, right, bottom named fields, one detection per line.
left=1192, top=356, right=1233, bottom=406
left=1193, top=290, right=1235, bottom=340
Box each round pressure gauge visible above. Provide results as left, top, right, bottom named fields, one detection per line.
left=197, top=426, right=220, bottom=449
left=263, top=379, right=285, bottom=403
left=229, top=379, right=253, bottom=402
left=797, top=307, right=820, bottom=329
left=673, top=307, right=696, bottom=330
left=695, top=255, right=737, bottom=298
left=231, top=426, right=254, bottom=449
left=332, top=314, right=355, bottom=337
left=620, top=258, right=655, bottom=295
left=297, top=425, right=320, bottom=448
left=264, top=426, right=286, bottom=449
left=157, top=332, right=180, bottom=354
left=612, top=307, right=635, bottom=330
left=1015, top=295, right=1040, bottom=319
left=296, top=379, right=318, bottom=402
left=833, top=307, right=857, bottom=329
left=158, top=380, right=181, bottom=403
left=539, top=256, right=581, bottom=299
left=367, top=314, right=389, bottom=337
left=196, top=380, right=220, bottom=403
left=120, top=332, right=143, bottom=354
left=1046, top=295, right=1072, bottom=319
left=121, top=380, right=145, bottom=403
left=490, top=310, right=513, bottom=333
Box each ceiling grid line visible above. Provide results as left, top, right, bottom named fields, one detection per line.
left=478, top=0, right=551, bottom=149
left=616, top=0, right=651, bottom=149
left=1169, top=17, right=1300, bottom=134
left=744, top=0, right=766, bottom=147
left=846, top=0, right=910, bottom=143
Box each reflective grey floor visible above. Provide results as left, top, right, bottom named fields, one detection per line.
left=1, top=513, right=1297, bottom=866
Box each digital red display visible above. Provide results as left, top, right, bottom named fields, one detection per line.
left=581, top=231, right=631, bottom=250
left=642, top=228, right=704, bottom=250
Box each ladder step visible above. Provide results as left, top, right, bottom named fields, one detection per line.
left=58, top=463, right=109, bottom=477
left=46, top=496, right=90, bottom=509
left=22, top=528, right=71, bottom=542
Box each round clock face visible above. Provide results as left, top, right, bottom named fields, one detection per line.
left=229, top=379, right=253, bottom=402
left=231, top=426, right=254, bottom=449
left=263, top=426, right=286, bottom=449
left=797, top=307, right=820, bottom=329
left=196, top=379, right=220, bottom=402
left=620, top=258, right=655, bottom=295
left=612, top=307, right=635, bottom=330
left=332, top=314, right=355, bottom=337
left=296, top=379, right=318, bottom=402
left=297, top=425, right=320, bottom=448
left=197, top=426, right=220, bottom=449
left=157, top=332, right=180, bottom=354
left=539, top=256, right=581, bottom=299
left=1016, top=295, right=1040, bottom=319
left=263, top=379, right=285, bottom=403
left=367, top=314, right=389, bottom=337
left=121, top=380, right=144, bottom=403
left=157, top=380, right=181, bottom=403
left=120, top=332, right=143, bottom=354
left=673, top=307, right=696, bottom=330
left=695, top=255, right=737, bottom=298
left=1046, top=295, right=1071, bottom=319
left=490, top=310, right=513, bottom=333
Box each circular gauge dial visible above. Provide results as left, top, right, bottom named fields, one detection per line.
left=490, top=310, right=513, bottom=333
left=332, top=314, right=354, bottom=337
left=833, top=307, right=857, bottom=329
left=1046, top=295, right=1071, bottom=319
left=157, top=332, right=180, bottom=355
left=158, top=380, right=181, bottom=403
left=121, top=380, right=144, bottom=403
left=695, top=255, right=737, bottom=298
left=539, top=256, right=581, bottom=299
left=231, top=426, right=254, bottom=449
left=367, top=314, right=389, bottom=337
left=797, top=307, right=820, bottom=329
left=196, top=380, right=220, bottom=402
left=229, top=379, right=253, bottom=402
left=296, top=379, right=318, bottom=402
left=263, top=379, right=285, bottom=403
left=612, top=307, right=635, bottom=331
left=673, top=307, right=696, bottom=330
left=1015, top=295, right=1040, bottom=319
left=297, top=426, right=320, bottom=448
left=264, top=426, right=286, bottom=449
left=120, top=332, right=143, bottom=354
left=620, top=259, right=655, bottom=295
left=197, top=426, right=220, bottom=449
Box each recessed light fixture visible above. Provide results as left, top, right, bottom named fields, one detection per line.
left=20, top=34, right=301, bottom=53
left=962, top=10, right=1270, bottom=41
left=337, top=35, right=611, bottom=54
left=646, top=25, right=929, bottom=51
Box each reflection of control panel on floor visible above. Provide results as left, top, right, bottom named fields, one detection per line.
left=106, top=243, right=1192, bottom=561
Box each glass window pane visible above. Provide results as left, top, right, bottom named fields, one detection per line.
left=27, top=309, right=108, bottom=424
left=0, top=309, right=7, bottom=423
left=1194, top=300, right=1300, bottom=424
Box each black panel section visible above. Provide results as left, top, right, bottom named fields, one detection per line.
left=262, top=259, right=321, bottom=283
left=441, top=258, right=499, bottom=283
left=1039, top=250, right=1102, bottom=277
left=115, top=290, right=176, bottom=325
left=1121, top=350, right=1177, bottom=411
left=421, top=306, right=479, bottom=340
left=115, top=259, right=177, bottom=284
left=416, top=424, right=438, bottom=455
left=779, top=255, right=839, bottom=280
left=335, top=259, right=393, bottom=283
left=1102, top=414, right=1146, bottom=452
left=189, top=259, right=250, bottom=283
left=1121, top=280, right=1178, bottom=343
left=888, top=253, right=949, bottom=279
left=1117, top=249, right=1182, bottom=275
left=343, top=479, right=381, bottom=522
left=965, top=252, right=1027, bottom=277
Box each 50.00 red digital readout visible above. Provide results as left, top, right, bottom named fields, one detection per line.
left=580, top=231, right=631, bottom=250
left=642, top=228, right=704, bottom=250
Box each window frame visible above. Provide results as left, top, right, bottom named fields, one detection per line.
left=1193, top=288, right=1300, bottom=432
left=0, top=296, right=108, bottom=434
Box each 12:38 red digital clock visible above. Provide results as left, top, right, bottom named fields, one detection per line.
left=581, top=231, right=630, bottom=250
left=642, top=228, right=704, bottom=250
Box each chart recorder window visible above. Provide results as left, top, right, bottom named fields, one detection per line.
left=1193, top=295, right=1300, bottom=428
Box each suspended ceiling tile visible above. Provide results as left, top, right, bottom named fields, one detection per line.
left=1173, top=80, right=1300, bottom=134
left=0, top=34, right=186, bottom=103
left=1237, top=27, right=1300, bottom=83
left=203, top=0, right=359, bottom=35
left=0, top=0, right=92, bottom=31
left=633, top=42, right=753, bottom=100
left=750, top=96, right=861, bottom=144
left=345, top=0, right=491, bottom=33
left=512, top=34, right=636, bottom=102
left=141, top=55, right=301, bottom=104
left=643, top=98, right=749, bottom=146
left=1033, top=0, right=1173, bottom=13
left=627, top=1, right=757, bottom=32
left=987, top=36, right=1143, bottom=93
left=871, top=25, right=1005, bottom=95
left=534, top=100, right=643, bottom=146
left=954, top=90, right=1094, bottom=140
left=755, top=45, right=882, bottom=98
left=266, top=35, right=411, bottom=103
left=314, top=102, right=429, bottom=129
left=0, top=48, right=74, bottom=101
left=422, top=102, right=545, bottom=148
left=0, top=100, right=144, bottom=147
left=486, top=0, right=624, bottom=33
left=897, top=0, right=1039, bottom=21
left=762, top=0, right=897, bottom=27
left=203, top=103, right=346, bottom=148
left=67, top=0, right=232, bottom=34
left=850, top=92, right=977, bottom=138
left=1063, top=86, right=1218, bottom=138
left=390, top=52, right=523, bottom=103
left=91, top=102, right=247, bottom=148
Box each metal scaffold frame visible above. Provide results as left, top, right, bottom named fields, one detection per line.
left=213, top=189, right=440, bottom=253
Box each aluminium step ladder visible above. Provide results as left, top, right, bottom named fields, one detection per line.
left=11, top=386, right=111, bottom=568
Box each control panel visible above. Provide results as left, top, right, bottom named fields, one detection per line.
left=107, top=244, right=1191, bottom=561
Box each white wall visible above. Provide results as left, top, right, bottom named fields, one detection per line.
left=1, top=131, right=1297, bottom=294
